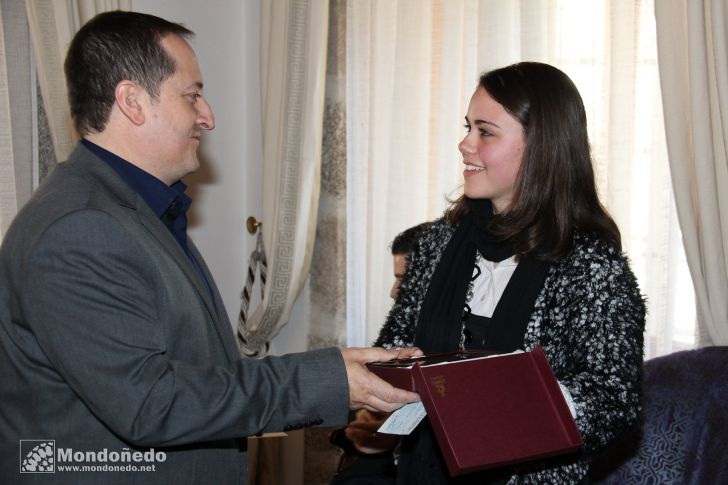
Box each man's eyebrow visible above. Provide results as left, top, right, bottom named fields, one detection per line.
left=464, top=115, right=500, bottom=129
left=186, top=82, right=204, bottom=90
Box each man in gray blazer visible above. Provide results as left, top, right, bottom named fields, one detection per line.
left=0, top=11, right=418, bottom=484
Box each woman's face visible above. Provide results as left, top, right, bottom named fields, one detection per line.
left=458, top=87, right=525, bottom=213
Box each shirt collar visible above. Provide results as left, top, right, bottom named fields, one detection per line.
left=81, top=138, right=191, bottom=218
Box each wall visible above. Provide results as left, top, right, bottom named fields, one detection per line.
left=132, top=0, right=268, bottom=338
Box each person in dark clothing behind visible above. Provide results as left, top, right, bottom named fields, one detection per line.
left=331, top=222, right=433, bottom=485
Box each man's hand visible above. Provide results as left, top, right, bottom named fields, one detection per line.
left=342, top=347, right=422, bottom=412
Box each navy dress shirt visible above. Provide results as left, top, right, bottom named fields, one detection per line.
left=81, top=139, right=216, bottom=306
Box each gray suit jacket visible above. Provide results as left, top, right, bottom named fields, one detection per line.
left=0, top=143, right=349, bottom=484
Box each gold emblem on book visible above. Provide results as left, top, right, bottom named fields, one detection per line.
left=430, top=375, right=446, bottom=397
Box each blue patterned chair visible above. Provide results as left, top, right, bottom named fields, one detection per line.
left=590, top=346, right=728, bottom=484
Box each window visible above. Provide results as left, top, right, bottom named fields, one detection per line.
left=346, top=0, right=695, bottom=358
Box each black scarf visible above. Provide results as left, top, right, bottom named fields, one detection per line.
left=413, top=198, right=551, bottom=355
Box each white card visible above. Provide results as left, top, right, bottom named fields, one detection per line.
left=377, top=402, right=427, bottom=435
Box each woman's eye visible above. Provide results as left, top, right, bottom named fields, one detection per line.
left=464, top=124, right=491, bottom=137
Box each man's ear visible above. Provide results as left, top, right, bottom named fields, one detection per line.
left=115, top=81, right=146, bottom=125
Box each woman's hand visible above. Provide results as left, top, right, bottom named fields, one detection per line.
left=344, top=409, right=400, bottom=454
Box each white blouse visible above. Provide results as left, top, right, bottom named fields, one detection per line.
left=468, top=253, right=518, bottom=317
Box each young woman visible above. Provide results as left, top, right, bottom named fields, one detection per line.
left=375, top=62, right=646, bottom=484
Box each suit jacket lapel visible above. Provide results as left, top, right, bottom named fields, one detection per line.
left=70, top=143, right=239, bottom=363
left=132, top=182, right=242, bottom=364
left=187, top=241, right=240, bottom=361
left=135, top=201, right=218, bottom=314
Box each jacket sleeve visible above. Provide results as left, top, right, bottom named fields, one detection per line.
left=533, top=242, right=646, bottom=454
left=19, top=209, right=349, bottom=447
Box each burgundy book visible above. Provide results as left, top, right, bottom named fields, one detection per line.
left=368, top=346, right=583, bottom=476
left=367, top=349, right=497, bottom=392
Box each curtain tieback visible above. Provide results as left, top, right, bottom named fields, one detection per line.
left=238, top=229, right=267, bottom=351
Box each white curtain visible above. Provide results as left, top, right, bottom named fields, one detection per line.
left=0, top=0, right=130, bottom=239
left=347, top=0, right=693, bottom=358
left=0, top=4, right=18, bottom=238
left=346, top=0, right=474, bottom=346
left=0, top=0, right=17, bottom=239
left=1, top=0, right=34, bottom=239
left=237, top=0, right=329, bottom=357
left=24, top=0, right=131, bottom=163
left=655, top=0, right=728, bottom=346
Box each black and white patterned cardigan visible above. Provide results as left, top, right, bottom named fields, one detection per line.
left=374, top=218, right=646, bottom=484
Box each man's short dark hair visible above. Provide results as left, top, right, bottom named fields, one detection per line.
left=64, top=10, right=194, bottom=136
left=391, top=222, right=432, bottom=256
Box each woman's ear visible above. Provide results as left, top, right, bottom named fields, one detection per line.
left=115, top=81, right=145, bottom=125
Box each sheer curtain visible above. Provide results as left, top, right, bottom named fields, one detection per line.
left=0, top=0, right=22, bottom=239
left=1, top=1, right=130, bottom=241
left=237, top=0, right=329, bottom=358
left=655, top=0, right=728, bottom=346
left=25, top=0, right=131, bottom=163
left=347, top=0, right=693, bottom=358
left=346, top=0, right=471, bottom=347
left=242, top=3, right=330, bottom=482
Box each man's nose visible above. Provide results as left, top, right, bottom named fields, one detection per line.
left=197, top=98, right=216, bottom=130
